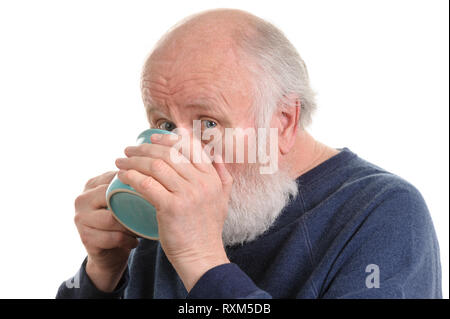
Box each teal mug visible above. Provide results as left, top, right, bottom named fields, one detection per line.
left=106, top=128, right=176, bottom=240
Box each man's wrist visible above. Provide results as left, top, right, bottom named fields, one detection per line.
left=173, top=252, right=230, bottom=293
left=85, top=258, right=128, bottom=293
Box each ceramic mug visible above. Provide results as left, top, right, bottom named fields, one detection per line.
left=106, top=128, right=176, bottom=240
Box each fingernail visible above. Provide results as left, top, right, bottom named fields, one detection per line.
left=151, top=134, right=162, bottom=141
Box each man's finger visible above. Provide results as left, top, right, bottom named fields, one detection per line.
left=117, top=169, right=171, bottom=211
left=115, top=156, right=187, bottom=193
left=77, top=208, right=132, bottom=233
left=212, top=154, right=233, bottom=194
left=151, top=133, right=215, bottom=175
left=84, top=171, right=117, bottom=191
left=124, top=143, right=196, bottom=182
left=75, top=184, right=109, bottom=211
left=81, top=226, right=139, bottom=250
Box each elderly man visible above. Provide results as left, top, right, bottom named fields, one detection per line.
left=57, top=9, right=441, bottom=298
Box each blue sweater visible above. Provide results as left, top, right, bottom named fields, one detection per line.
left=56, top=148, right=442, bottom=298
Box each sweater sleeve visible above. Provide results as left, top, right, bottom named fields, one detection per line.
left=56, top=257, right=129, bottom=299
left=186, top=263, right=272, bottom=299
left=321, top=186, right=442, bottom=299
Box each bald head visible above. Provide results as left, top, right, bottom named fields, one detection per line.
left=141, top=8, right=316, bottom=132
left=150, top=9, right=257, bottom=58
left=142, top=9, right=259, bottom=89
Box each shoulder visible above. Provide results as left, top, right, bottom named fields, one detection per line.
left=327, top=152, right=434, bottom=239
left=302, top=150, right=434, bottom=240
left=339, top=153, right=428, bottom=216
left=336, top=158, right=436, bottom=248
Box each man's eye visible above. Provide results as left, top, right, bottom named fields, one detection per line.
left=158, top=121, right=176, bottom=131
left=202, top=120, right=217, bottom=130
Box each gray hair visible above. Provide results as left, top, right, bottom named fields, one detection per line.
left=233, top=16, right=317, bottom=129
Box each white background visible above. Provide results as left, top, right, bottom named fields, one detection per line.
left=0, top=0, right=448, bottom=298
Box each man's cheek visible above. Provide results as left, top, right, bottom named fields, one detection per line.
left=258, top=127, right=279, bottom=174
left=225, top=163, right=241, bottom=176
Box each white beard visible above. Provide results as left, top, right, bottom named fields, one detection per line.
left=222, top=164, right=299, bottom=247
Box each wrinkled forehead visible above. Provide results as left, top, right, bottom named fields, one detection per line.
left=143, top=37, right=245, bottom=80
left=141, top=41, right=254, bottom=107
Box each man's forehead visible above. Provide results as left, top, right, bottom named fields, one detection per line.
left=144, top=45, right=240, bottom=82
left=143, top=51, right=251, bottom=102
left=145, top=95, right=225, bottom=114
left=142, top=56, right=249, bottom=106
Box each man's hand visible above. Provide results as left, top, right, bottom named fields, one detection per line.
left=74, top=171, right=139, bottom=292
left=115, top=133, right=233, bottom=292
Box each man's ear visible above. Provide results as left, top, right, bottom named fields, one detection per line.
left=271, top=93, right=300, bottom=155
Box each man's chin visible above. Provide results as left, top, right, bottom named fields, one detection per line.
left=222, top=164, right=299, bottom=247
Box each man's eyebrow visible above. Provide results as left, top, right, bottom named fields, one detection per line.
left=184, top=101, right=224, bottom=114
left=146, top=104, right=168, bottom=116
left=185, top=103, right=211, bottom=110
left=147, top=100, right=228, bottom=119
left=147, top=106, right=163, bottom=113
left=147, top=102, right=213, bottom=112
